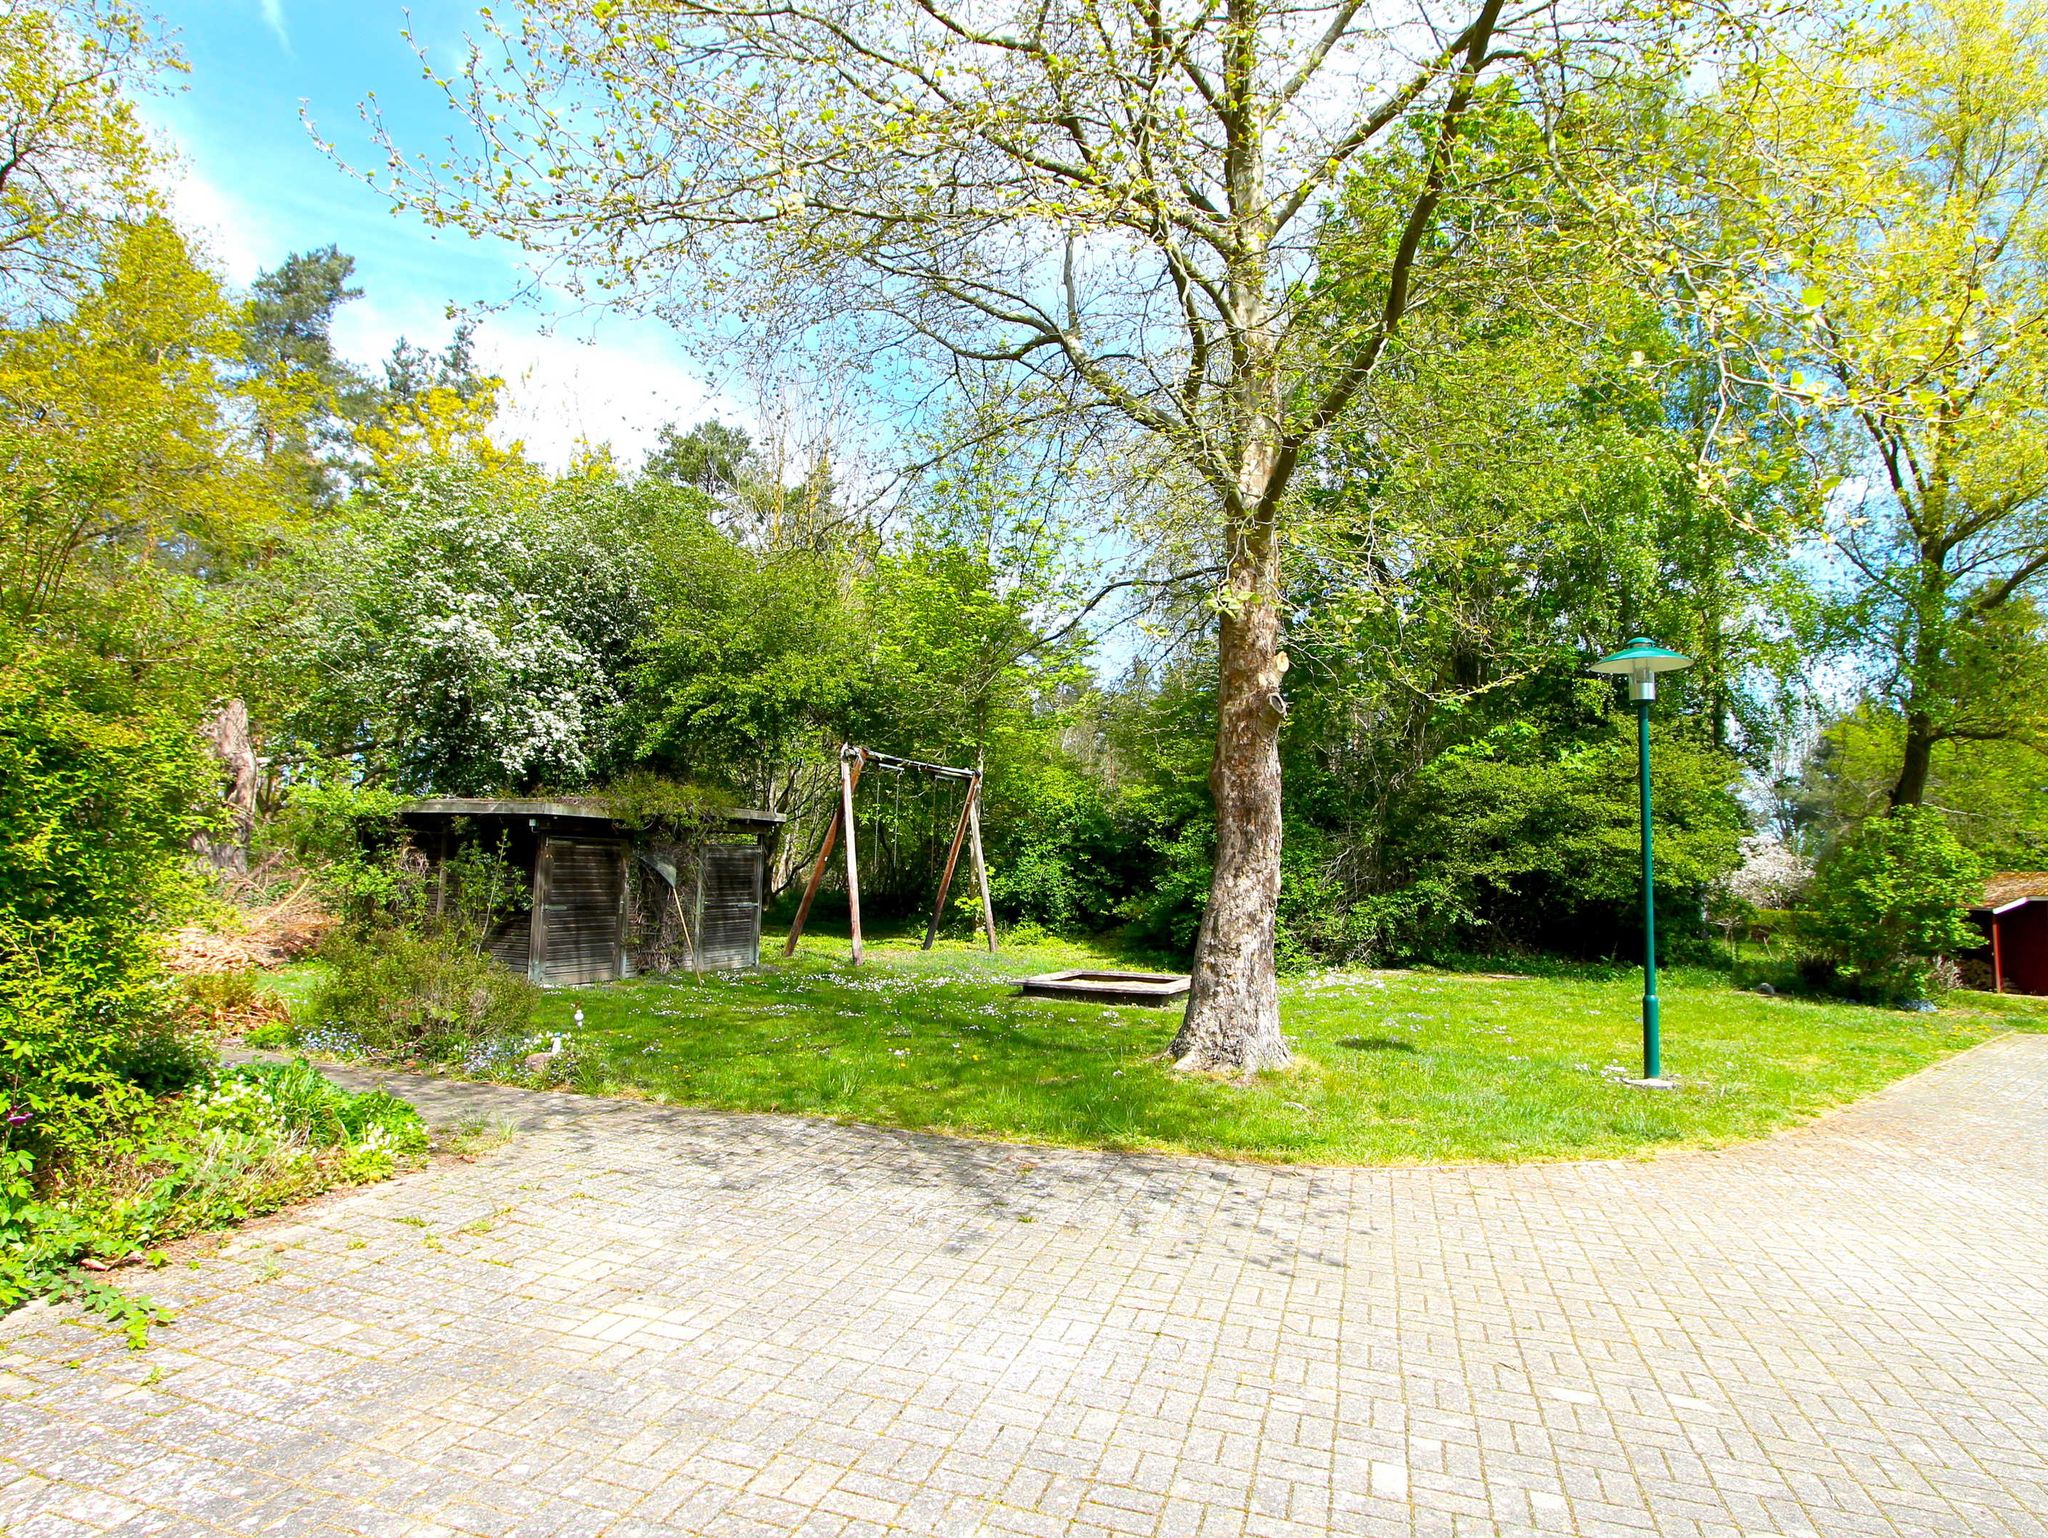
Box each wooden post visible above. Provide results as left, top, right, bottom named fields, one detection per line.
left=612, top=841, right=632, bottom=981
left=528, top=831, right=552, bottom=984
left=1993, top=914, right=2005, bottom=994
left=967, top=781, right=996, bottom=953
left=782, top=802, right=841, bottom=956
left=922, top=772, right=978, bottom=951
left=691, top=849, right=708, bottom=977
left=843, top=748, right=866, bottom=965
left=669, top=880, right=698, bottom=975
left=784, top=746, right=862, bottom=957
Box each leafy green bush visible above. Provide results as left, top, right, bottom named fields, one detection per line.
left=1802, top=807, right=1985, bottom=1002
left=241, top=1018, right=295, bottom=1049
left=1118, top=820, right=1215, bottom=955
left=276, top=783, right=531, bottom=972
left=980, top=760, right=1214, bottom=950
left=111, top=1017, right=215, bottom=1098
left=179, top=969, right=262, bottom=1020
left=1, top=1059, right=427, bottom=1337
left=982, top=710, right=1751, bottom=971
left=1274, top=837, right=1351, bottom=973
left=272, top=777, right=538, bottom=1066
left=267, top=779, right=416, bottom=930
left=0, top=641, right=215, bottom=1161
left=0, top=641, right=434, bottom=1338
left=1, top=929, right=165, bottom=1157
left=1360, top=720, right=1746, bottom=963
left=596, top=770, right=735, bottom=833
left=986, top=765, right=1132, bottom=934
left=305, top=929, right=538, bottom=1063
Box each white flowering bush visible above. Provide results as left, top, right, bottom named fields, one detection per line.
left=182, top=1072, right=283, bottom=1136
left=1724, top=835, right=1815, bottom=910
left=287, top=459, right=659, bottom=793
left=1708, top=834, right=1814, bottom=943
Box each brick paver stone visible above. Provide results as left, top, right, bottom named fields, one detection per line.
left=3, top=1035, right=2047, bottom=1537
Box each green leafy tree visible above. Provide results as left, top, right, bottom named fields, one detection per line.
left=351, top=322, right=521, bottom=470
left=630, top=489, right=1083, bottom=903
left=646, top=420, right=755, bottom=496
left=1697, top=0, right=2048, bottom=806
left=360, top=0, right=1787, bottom=1070
left=239, top=245, right=374, bottom=503
left=1262, top=265, right=1805, bottom=964
left=1363, top=721, right=1747, bottom=961
left=1788, top=700, right=2048, bottom=870
left=629, top=533, right=865, bottom=806
left=0, top=0, right=173, bottom=312
left=0, top=216, right=286, bottom=663
left=1803, top=806, right=1985, bottom=1000
left=0, top=638, right=214, bottom=1162
left=377, top=320, right=490, bottom=409
left=643, top=419, right=847, bottom=551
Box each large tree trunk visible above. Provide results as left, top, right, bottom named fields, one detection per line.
left=1170, top=203, right=1295, bottom=1074
left=1171, top=503, right=1292, bottom=1074
left=199, top=699, right=259, bottom=873
left=1890, top=709, right=1936, bottom=808
left=1891, top=588, right=1943, bottom=810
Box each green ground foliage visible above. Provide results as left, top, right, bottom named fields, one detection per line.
left=2, top=1057, right=426, bottom=1341
left=303, top=931, right=540, bottom=1065
left=265, top=933, right=2041, bottom=1165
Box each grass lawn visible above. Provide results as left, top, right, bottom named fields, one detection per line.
left=416, top=925, right=2045, bottom=1165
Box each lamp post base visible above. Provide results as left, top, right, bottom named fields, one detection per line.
left=1622, top=1076, right=1678, bottom=1091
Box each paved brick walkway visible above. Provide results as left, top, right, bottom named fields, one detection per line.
left=4, top=1036, right=2047, bottom=1538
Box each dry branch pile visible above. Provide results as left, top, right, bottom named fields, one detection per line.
left=163, top=876, right=333, bottom=977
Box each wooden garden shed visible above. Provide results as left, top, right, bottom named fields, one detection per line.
left=1965, top=872, right=2048, bottom=996
left=399, top=797, right=784, bottom=986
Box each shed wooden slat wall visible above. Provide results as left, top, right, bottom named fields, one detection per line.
left=697, top=843, right=765, bottom=970
left=404, top=812, right=769, bottom=986
left=483, top=912, right=532, bottom=976
left=540, top=837, right=626, bottom=985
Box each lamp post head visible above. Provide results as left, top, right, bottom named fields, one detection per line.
left=1590, top=637, right=1693, bottom=702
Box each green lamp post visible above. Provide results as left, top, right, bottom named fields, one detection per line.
left=1590, top=637, right=1694, bottom=1087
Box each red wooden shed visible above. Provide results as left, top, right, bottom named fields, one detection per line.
left=1966, top=873, right=2048, bottom=995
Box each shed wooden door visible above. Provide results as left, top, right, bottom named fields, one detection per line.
left=696, top=843, right=765, bottom=970
left=536, top=837, right=627, bottom=985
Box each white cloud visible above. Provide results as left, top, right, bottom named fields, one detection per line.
left=327, top=292, right=450, bottom=366
left=160, top=158, right=275, bottom=285
left=486, top=325, right=741, bottom=470
left=332, top=297, right=743, bottom=471
left=259, top=0, right=289, bottom=49
left=146, top=106, right=739, bottom=472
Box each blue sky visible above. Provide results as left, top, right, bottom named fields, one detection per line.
left=149, top=0, right=732, bottom=466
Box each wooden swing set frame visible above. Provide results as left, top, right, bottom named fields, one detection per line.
left=783, top=744, right=997, bottom=965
